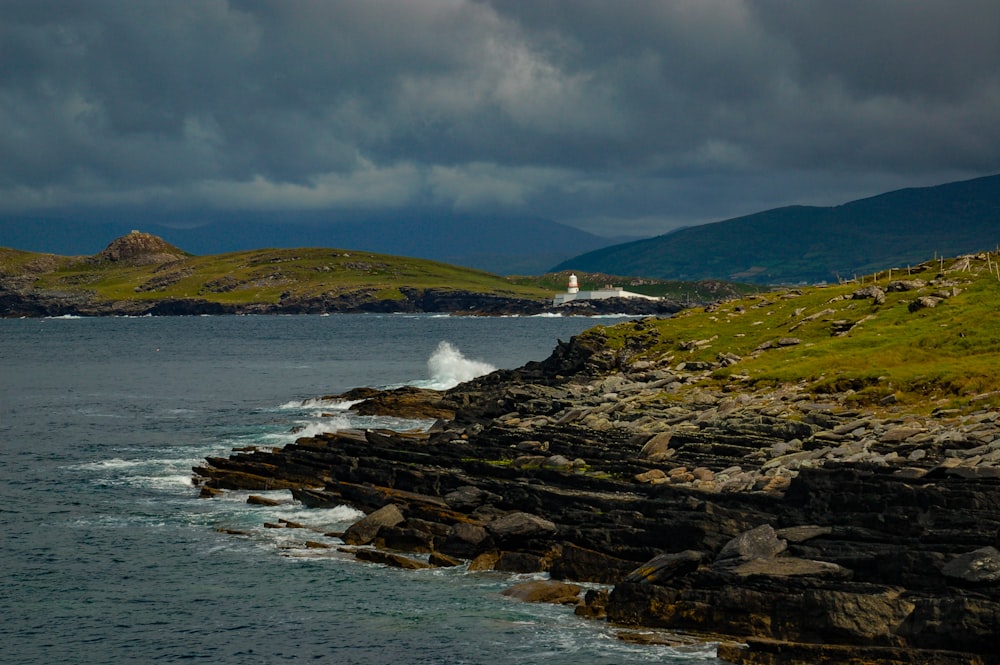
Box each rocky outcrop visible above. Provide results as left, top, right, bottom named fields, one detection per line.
left=193, top=325, right=1000, bottom=664
left=89, top=230, right=188, bottom=266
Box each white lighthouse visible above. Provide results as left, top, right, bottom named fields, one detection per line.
left=552, top=272, right=661, bottom=306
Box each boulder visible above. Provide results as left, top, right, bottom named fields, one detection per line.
left=909, top=296, right=943, bottom=312
left=501, top=580, right=582, bottom=605
left=640, top=431, right=673, bottom=458
left=352, top=548, right=433, bottom=570
left=714, top=524, right=787, bottom=569
left=341, top=503, right=405, bottom=546
left=440, top=522, right=492, bottom=559
left=634, top=469, right=668, bottom=484
left=887, top=279, right=927, bottom=291
left=941, top=546, right=1000, bottom=584
left=486, top=512, right=558, bottom=543
left=624, top=550, right=704, bottom=584
left=852, top=285, right=886, bottom=304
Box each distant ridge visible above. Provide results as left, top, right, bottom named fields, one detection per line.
left=553, top=173, right=1000, bottom=284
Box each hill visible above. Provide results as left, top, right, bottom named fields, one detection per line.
left=0, top=232, right=731, bottom=317
left=553, top=173, right=1000, bottom=285
left=0, top=232, right=554, bottom=316
left=0, top=211, right=630, bottom=276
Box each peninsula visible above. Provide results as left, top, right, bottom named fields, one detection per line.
left=0, top=231, right=748, bottom=317
left=195, top=250, right=1000, bottom=664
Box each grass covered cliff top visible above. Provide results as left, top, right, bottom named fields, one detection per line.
left=583, top=251, right=1000, bottom=413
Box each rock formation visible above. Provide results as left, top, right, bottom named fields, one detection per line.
left=193, top=318, right=1000, bottom=664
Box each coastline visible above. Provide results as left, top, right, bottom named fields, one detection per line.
left=194, top=327, right=1000, bottom=665
left=0, top=287, right=686, bottom=318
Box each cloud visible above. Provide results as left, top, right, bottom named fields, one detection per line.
left=1, top=0, right=998, bottom=233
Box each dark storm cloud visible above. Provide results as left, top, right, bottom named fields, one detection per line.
left=1, top=0, right=999, bottom=235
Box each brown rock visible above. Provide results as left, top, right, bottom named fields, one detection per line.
left=342, top=503, right=405, bottom=546
left=247, top=494, right=282, bottom=506
left=501, top=580, right=582, bottom=605
left=353, top=548, right=432, bottom=570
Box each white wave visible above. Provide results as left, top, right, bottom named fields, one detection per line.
left=418, top=341, right=495, bottom=390
left=263, top=415, right=352, bottom=443
left=279, top=397, right=363, bottom=411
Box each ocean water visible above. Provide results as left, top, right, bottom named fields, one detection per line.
left=1, top=314, right=719, bottom=665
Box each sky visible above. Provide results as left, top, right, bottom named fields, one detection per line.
left=3, top=0, right=1000, bottom=238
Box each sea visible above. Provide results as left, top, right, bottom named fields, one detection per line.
left=1, top=314, right=720, bottom=665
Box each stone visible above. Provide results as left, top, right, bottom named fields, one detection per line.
left=624, top=550, right=704, bottom=584
left=428, top=552, right=463, bottom=567
left=881, top=426, right=925, bottom=443
left=443, top=485, right=500, bottom=511
left=941, top=546, right=1000, bottom=584
left=468, top=551, right=500, bottom=571
left=634, top=468, right=667, bottom=483
left=909, top=296, right=943, bottom=312
left=246, top=494, right=282, bottom=506
left=495, top=551, right=547, bottom=573
left=714, top=524, right=787, bottom=568
left=732, top=556, right=851, bottom=579
left=353, top=548, right=433, bottom=570
left=376, top=526, right=435, bottom=553
left=887, top=279, right=927, bottom=291
left=440, top=522, right=492, bottom=559
left=574, top=589, right=609, bottom=619
left=543, top=454, right=574, bottom=469
left=342, top=503, right=405, bottom=546
left=852, top=285, right=886, bottom=304
left=640, top=431, right=673, bottom=457
left=501, top=580, right=582, bottom=605
left=487, top=512, right=558, bottom=543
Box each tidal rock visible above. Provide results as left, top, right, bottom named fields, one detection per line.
left=486, top=512, right=558, bottom=543
left=247, top=494, right=282, bottom=506
left=501, top=580, right=582, bottom=605
left=342, top=503, right=405, bottom=546
left=440, top=522, right=492, bottom=559
left=352, top=548, right=433, bottom=570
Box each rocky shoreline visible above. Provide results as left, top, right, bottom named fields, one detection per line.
left=193, top=326, right=1000, bottom=664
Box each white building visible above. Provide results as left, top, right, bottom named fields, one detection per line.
left=552, top=274, right=661, bottom=306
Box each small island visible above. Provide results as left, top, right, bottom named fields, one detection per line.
left=195, top=250, right=1000, bottom=665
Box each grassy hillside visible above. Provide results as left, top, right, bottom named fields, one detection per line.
left=582, top=250, right=1000, bottom=412
left=554, top=173, right=1000, bottom=285
left=0, top=241, right=553, bottom=309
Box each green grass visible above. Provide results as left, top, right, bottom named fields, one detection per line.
left=4, top=246, right=555, bottom=306
left=581, top=253, right=1000, bottom=411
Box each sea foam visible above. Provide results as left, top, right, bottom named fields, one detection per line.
left=420, top=341, right=495, bottom=390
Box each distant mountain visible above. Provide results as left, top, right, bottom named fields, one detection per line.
left=553, top=173, right=1000, bottom=284
left=0, top=210, right=629, bottom=276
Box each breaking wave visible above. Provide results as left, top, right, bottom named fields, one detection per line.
left=422, top=341, right=495, bottom=390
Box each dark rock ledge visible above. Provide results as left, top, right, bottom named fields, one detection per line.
left=193, top=332, right=1000, bottom=665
